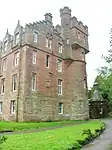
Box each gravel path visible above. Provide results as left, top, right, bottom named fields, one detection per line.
left=82, top=119, right=112, bottom=150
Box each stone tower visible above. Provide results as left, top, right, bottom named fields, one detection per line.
left=60, top=7, right=89, bottom=120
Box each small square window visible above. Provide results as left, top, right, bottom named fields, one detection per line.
left=59, top=103, right=63, bottom=114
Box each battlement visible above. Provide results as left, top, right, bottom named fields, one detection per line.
left=60, top=7, right=71, bottom=17
left=70, top=17, right=88, bottom=35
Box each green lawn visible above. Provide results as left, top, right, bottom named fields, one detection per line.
left=1, top=120, right=103, bottom=150
left=0, top=120, right=86, bottom=132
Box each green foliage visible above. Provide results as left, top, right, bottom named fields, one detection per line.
left=0, top=136, right=7, bottom=150
left=1, top=120, right=105, bottom=150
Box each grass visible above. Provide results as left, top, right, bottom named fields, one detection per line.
left=1, top=120, right=104, bottom=150
left=0, top=120, right=86, bottom=132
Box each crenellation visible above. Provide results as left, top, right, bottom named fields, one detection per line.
left=70, top=17, right=88, bottom=35
left=60, top=7, right=71, bottom=17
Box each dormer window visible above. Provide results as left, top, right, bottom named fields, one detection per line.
left=15, top=32, right=19, bottom=44
left=33, top=31, right=38, bottom=43
left=4, top=41, right=8, bottom=51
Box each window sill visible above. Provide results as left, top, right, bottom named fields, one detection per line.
left=59, top=113, right=63, bottom=115
left=12, top=90, right=17, bottom=93
left=58, top=94, right=62, bottom=96
left=1, top=93, right=4, bottom=96
left=10, top=113, right=15, bottom=116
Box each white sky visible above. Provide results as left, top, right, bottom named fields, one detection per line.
left=0, top=0, right=111, bottom=88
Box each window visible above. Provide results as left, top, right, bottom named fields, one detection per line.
left=2, top=58, right=7, bottom=71
left=57, top=59, right=62, bottom=72
left=32, top=73, right=36, bottom=90
left=32, top=51, right=36, bottom=64
left=46, top=55, right=50, bottom=68
left=34, top=31, right=38, bottom=43
left=12, top=74, right=17, bottom=91
left=59, top=103, right=63, bottom=114
left=58, top=43, right=62, bottom=53
left=67, top=38, right=69, bottom=44
left=15, top=32, right=19, bottom=44
left=1, top=78, right=5, bottom=94
left=46, top=37, right=52, bottom=49
left=14, top=52, right=19, bottom=66
left=4, top=41, right=8, bottom=51
left=81, top=52, right=85, bottom=61
left=0, top=102, right=2, bottom=114
left=10, top=100, right=15, bottom=114
left=58, top=79, right=62, bottom=95
left=84, top=79, right=86, bottom=89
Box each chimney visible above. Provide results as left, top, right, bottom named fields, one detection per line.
left=45, top=13, right=53, bottom=26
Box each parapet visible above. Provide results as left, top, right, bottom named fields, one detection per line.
left=60, top=7, right=71, bottom=17
left=70, top=16, right=88, bottom=35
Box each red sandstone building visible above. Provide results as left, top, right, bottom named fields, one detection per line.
left=0, top=7, right=89, bottom=121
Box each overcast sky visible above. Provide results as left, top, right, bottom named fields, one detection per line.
left=0, top=0, right=111, bottom=88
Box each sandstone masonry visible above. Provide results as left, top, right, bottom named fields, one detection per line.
left=0, top=7, right=89, bottom=121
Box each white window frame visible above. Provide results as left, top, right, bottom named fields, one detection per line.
left=33, top=31, right=38, bottom=43
left=58, top=43, right=62, bottom=53
left=1, top=78, right=5, bottom=94
left=0, top=102, right=2, bottom=114
left=58, top=79, right=62, bottom=95
left=12, top=74, right=17, bottom=92
left=59, top=103, right=63, bottom=114
left=32, top=51, right=36, bottom=64
left=15, top=32, right=19, bottom=45
left=57, top=59, right=62, bottom=72
left=14, top=52, right=19, bottom=66
left=2, top=58, right=7, bottom=71
left=46, top=55, right=50, bottom=68
left=32, top=73, right=36, bottom=91
left=46, top=37, right=52, bottom=49
left=10, top=100, right=15, bottom=115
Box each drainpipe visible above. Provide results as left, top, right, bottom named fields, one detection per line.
left=16, top=39, right=22, bottom=122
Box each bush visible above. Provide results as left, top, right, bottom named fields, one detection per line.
left=0, top=136, right=7, bottom=150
